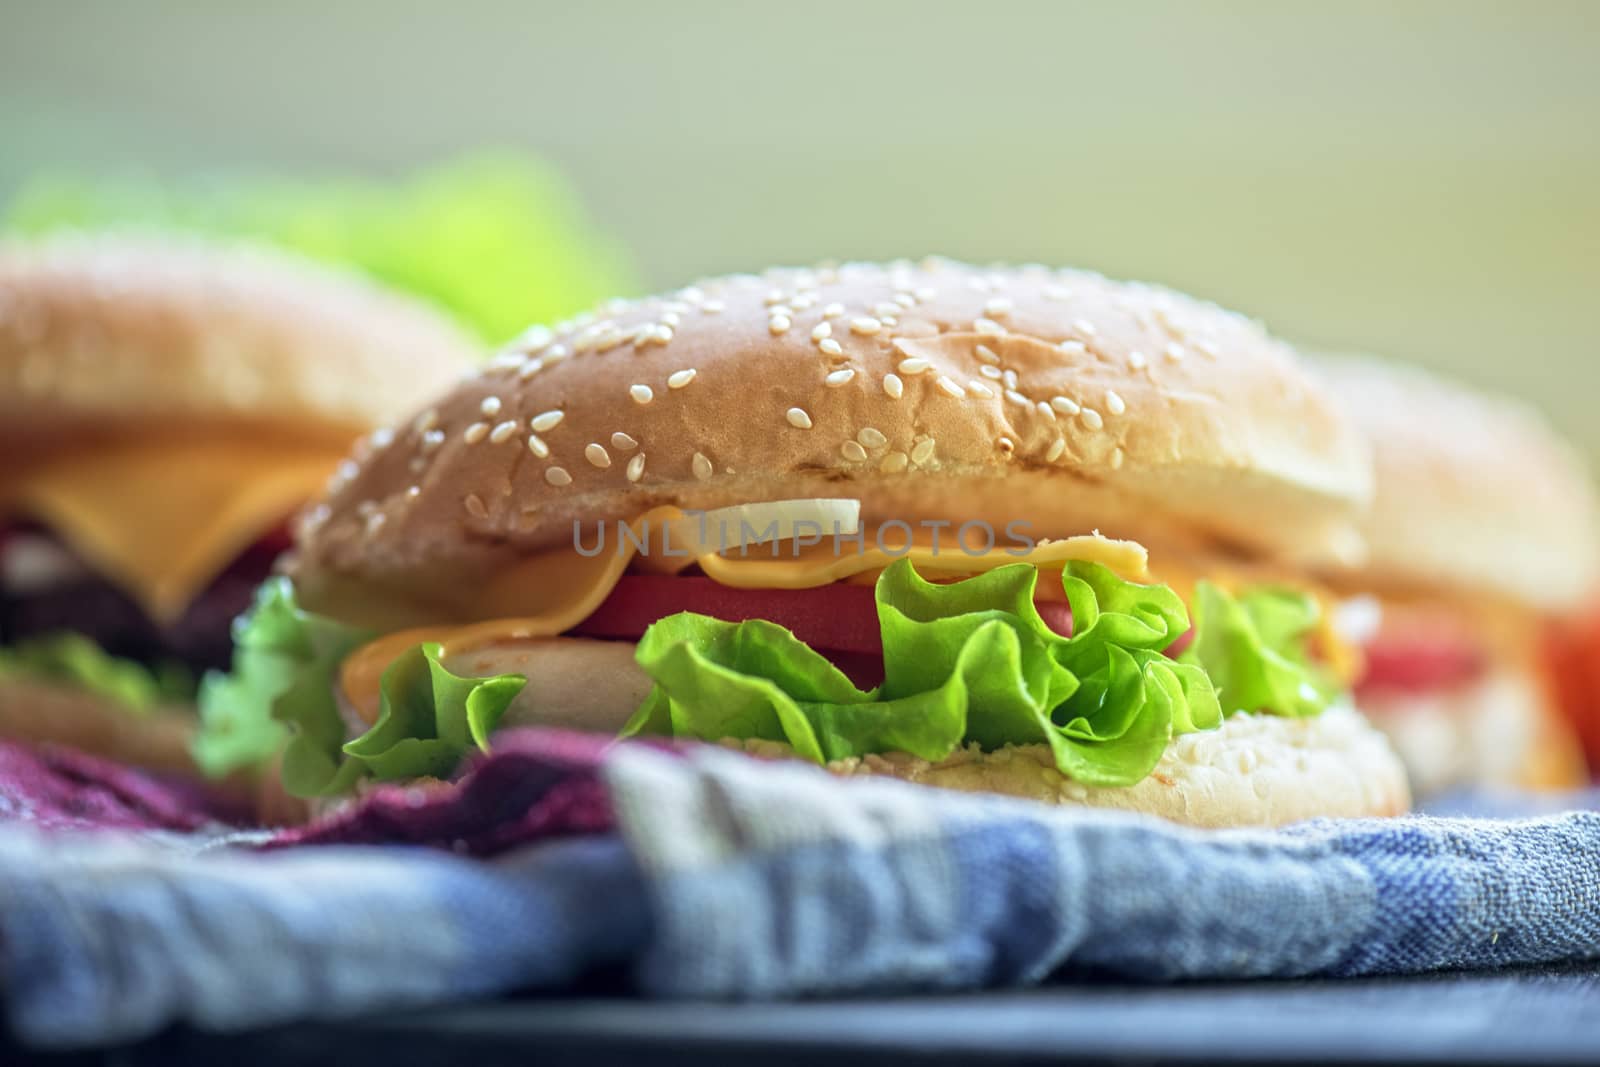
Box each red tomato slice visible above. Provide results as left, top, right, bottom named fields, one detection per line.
left=1355, top=636, right=1486, bottom=696
left=570, top=575, right=886, bottom=655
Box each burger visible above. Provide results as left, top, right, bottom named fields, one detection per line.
left=1315, top=356, right=1596, bottom=795
left=0, top=233, right=480, bottom=778
left=198, top=259, right=1410, bottom=828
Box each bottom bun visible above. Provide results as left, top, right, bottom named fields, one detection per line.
left=733, top=705, right=1410, bottom=827
left=0, top=677, right=203, bottom=777
left=448, top=637, right=1410, bottom=827
left=1359, top=668, right=1587, bottom=796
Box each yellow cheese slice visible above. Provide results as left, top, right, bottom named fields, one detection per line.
left=2, top=435, right=347, bottom=624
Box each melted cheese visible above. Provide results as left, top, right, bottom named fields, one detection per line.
left=2, top=435, right=348, bottom=623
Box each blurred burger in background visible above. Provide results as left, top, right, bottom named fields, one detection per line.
left=1316, top=356, right=1597, bottom=795
left=0, top=233, right=479, bottom=779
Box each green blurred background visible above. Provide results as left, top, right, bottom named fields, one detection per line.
left=1, top=1, right=1595, bottom=451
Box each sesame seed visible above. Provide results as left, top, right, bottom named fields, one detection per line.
left=914, top=286, right=937, bottom=301
left=883, top=373, right=904, bottom=399
left=764, top=290, right=786, bottom=305
left=655, top=325, right=674, bottom=344
left=898, top=357, right=931, bottom=375
left=527, top=434, right=550, bottom=458
left=911, top=438, right=936, bottom=465
left=819, top=338, right=844, bottom=357
left=544, top=344, right=570, bottom=364
left=974, top=344, right=1001, bottom=365
left=841, top=440, right=868, bottom=462
left=786, top=407, right=814, bottom=429
left=823, top=302, right=845, bottom=318
left=791, top=294, right=816, bottom=310
left=1005, top=389, right=1030, bottom=406
left=1110, top=446, right=1126, bottom=469
left=1105, top=390, right=1127, bottom=416
left=1002, top=368, right=1019, bottom=389
left=979, top=364, right=1003, bottom=380
left=1046, top=437, right=1067, bottom=462
left=825, top=368, right=856, bottom=387
left=973, top=317, right=1006, bottom=337
left=1195, top=339, right=1220, bottom=358
left=936, top=375, right=963, bottom=398
left=850, top=317, right=883, bottom=335
left=413, top=408, right=439, bottom=433
left=463, top=422, right=490, bottom=444
left=371, top=427, right=396, bottom=449
left=545, top=466, right=573, bottom=487
left=858, top=427, right=888, bottom=449
left=702, top=300, right=725, bottom=314
left=667, top=368, right=698, bottom=389
left=811, top=321, right=832, bottom=341
left=873, top=302, right=901, bottom=319
left=489, top=420, right=520, bottom=444
left=420, top=429, right=445, bottom=452
left=692, top=452, right=714, bottom=481
left=1081, top=407, right=1104, bottom=430
left=626, top=453, right=646, bottom=482
left=406, top=486, right=422, bottom=499
left=769, top=315, right=792, bottom=335
left=518, top=360, right=543, bottom=380
left=997, top=437, right=1016, bottom=454
left=894, top=292, right=916, bottom=308
left=463, top=493, right=489, bottom=519
left=612, top=431, right=638, bottom=451
left=585, top=443, right=612, bottom=469
left=630, top=384, right=654, bottom=404
left=530, top=410, right=565, bottom=432
left=516, top=325, right=554, bottom=353
left=1060, top=339, right=1088, bottom=356
left=1128, top=350, right=1148, bottom=370
left=660, top=311, right=682, bottom=327
left=880, top=315, right=898, bottom=328
left=1072, top=318, right=1098, bottom=337
left=1050, top=395, right=1080, bottom=415
left=1037, top=401, right=1056, bottom=421
left=880, top=451, right=909, bottom=473
left=1165, top=342, right=1186, bottom=362
left=1042, top=284, right=1071, bottom=301
left=984, top=296, right=1014, bottom=317
left=966, top=380, right=995, bottom=398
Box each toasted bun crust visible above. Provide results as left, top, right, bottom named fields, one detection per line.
left=0, top=233, right=481, bottom=438
left=0, top=676, right=200, bottom=777
left=812, top=706, right=1410, bottom=827
left=1316, top=356, right=1600, bottom=611
left=292, top=259, right=1372, bottom=597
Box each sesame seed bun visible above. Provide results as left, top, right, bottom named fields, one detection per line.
left=442, top=635, right=1409, bottom=828
left=292, top=258, right=1372, bottom=595
left=0, top=675, right=206, bottom=778
left=1316, top=355, right=1600, bottom=612
left=0, top=232, right=481, bottom=440
left=741, top=704, right=1409, bottom=828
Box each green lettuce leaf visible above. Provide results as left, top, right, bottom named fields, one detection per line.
left=195, top=577, right=528, bottom=796
left=337, top=643, right=525, bottom=788
left=194, top=577, right=372, bottom=779
left=625, top=559, right=1226, bottom=788
left=1181, top=582, right=1333, bottom=718
left=5, top=154, right=636, bottom=343
left=0, top=633, right=194, bottom=713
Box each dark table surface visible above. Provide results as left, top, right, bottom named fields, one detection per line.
left=9, top=961, right=1600, bottom=1067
